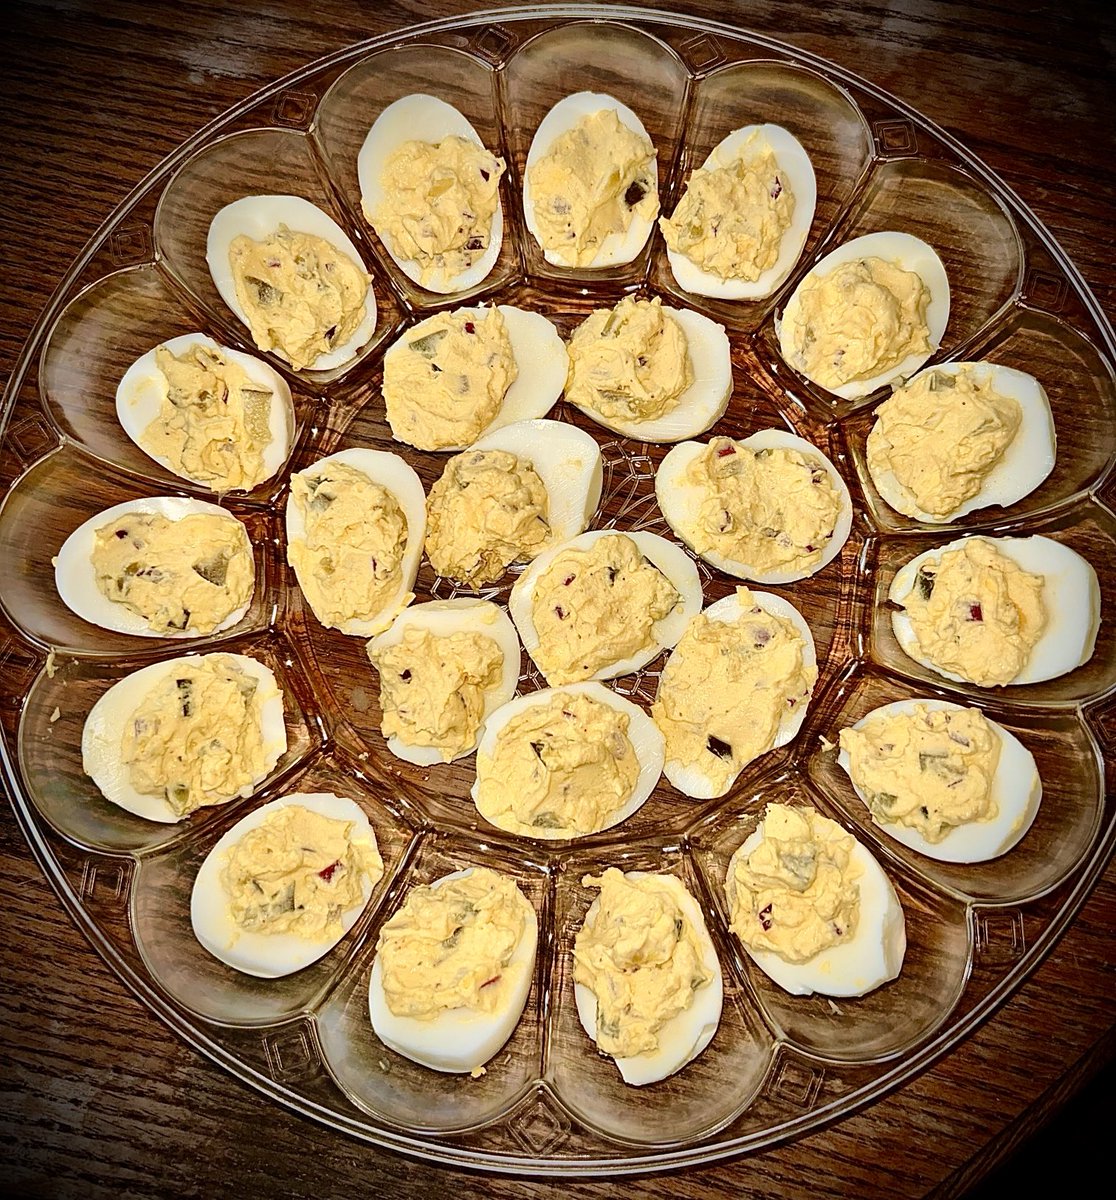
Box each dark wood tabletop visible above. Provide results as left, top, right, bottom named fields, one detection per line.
left=1, top=1, right=1113, bottom=1196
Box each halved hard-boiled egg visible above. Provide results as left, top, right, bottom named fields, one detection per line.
left=661, top=123, right=816, bottom=300
left=357, top=93, right=505, bottom=294
left=508, top=529, right=702, bottom=686
left=654, top=587, right=817, bottom=800
left=366, top=598, right=521, bottom=766
left=382, top=304, right=566, bottom=451
left=725, top=802, right=906, bottom=997
left=206, top=194, right=377, bottom=372
left=190, top=791, right=384, bottom=978
left=54, top=496, right=254, bottom=638
left=523, top=91, right=659, bottom=269
left=81, top=652, right=286, bottom=823
left=866, top=360, right=1056, bottom=523
left=115, top=332, right=295, bottom=492
left=368, top=866, right=538, bottom=1074
left=656, top=428, right=853, bottom=583
left=837, top=698, right=1042, bottom=862
left=776, top=230, right=950, bottom=400
left=286, top=448, right=425, bottom=637
left=888, top=534, right=1101, bottom=687
left=563, top=296, right=733, bottom=442
left=471, top=681, right=664, bottom=839
left=573, top=868, right=723, bottom=1086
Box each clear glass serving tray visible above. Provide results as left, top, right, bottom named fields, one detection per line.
left=1, top=3, right=1114, bottom=1177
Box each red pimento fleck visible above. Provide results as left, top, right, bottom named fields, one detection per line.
left=480, top=975, right=501, bottom=988
left=318, top=861, right=341, bottom=883
left=969, top=603, right=983, bottom=621
left=562, top=574, right=575, bottom=586
left=758, top=904, right=773, bottom=931
left=716, top=443, right=736, bottom=458
left=464, top=321, right=476, bottom=334
left=555, top=605, right=566, bottom=619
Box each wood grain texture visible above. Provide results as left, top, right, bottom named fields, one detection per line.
left=1, top=1, right=1113, bottom=1196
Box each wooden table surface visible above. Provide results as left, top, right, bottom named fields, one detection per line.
left=1, top=1, right=1113, bottom=1196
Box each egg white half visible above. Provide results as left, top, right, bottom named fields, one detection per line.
left=54, top=496, right=254, bottom=638
left=190, top=791, right=381, bottom=978
left=368, top=866, right=538, bottom=1074
left=867, top=360, right=1057, bottom=522
left=206, top=194, right=377, bottom=371
left=574, top=871, right=723, bottom=1086
left=115, top=332, right=295, bottom=490
left=357, top=93, right=504, bottom=294
left=285, top=448, right=426, bottom=637
left=366, top=598, right=521, bottom=766
left=523, top=91, right=658, bottom=269
left=776, top=230, right=951, bottom=400
left=508, top=528, right=703, bottom=685
left=889, top=534, right=1101, bottom=686
left=659, top=589, right=818, bottom=800
left=665, top=123, right=817, bottom=300
left=837, top=698, right=1042, bottom=862
left=656, top=428, right=853, bottom=584
left=81, top=652, right=286, bottom=823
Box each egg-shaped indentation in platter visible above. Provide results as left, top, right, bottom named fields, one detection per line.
left=656, top=428, right=853, bottom=584
left=54, top=495, right=255, bottom=639
left=206, top=194, right=378, bottom=372
left=776, top=230, right=951, bottom=401
left=661, top=124, right=817, bottom=301
left=115, top=333, right=296, bottom=493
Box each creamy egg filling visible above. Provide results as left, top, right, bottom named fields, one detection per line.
left=91, top=511, right=253, bottom=634
left=565, top=296, right=693, bottom=424
left=896, top=538, right=1046, bottom=686
left=425, top=448, right=550, bottom=587
left=783, top=256, right=931, bottom=389
left=528, top=108, right=658, bottom=267
left=530, top=533, right=680, bottom=685
left=574, top=869, right=713, bottom=1060
left=228, top=224, right=369, bottom=370
left=368, top=135, right=505, bottom=287
left=287, top=462, right=408, bottom=630
left=220, top=804, right=383, bottom=940
left=141, top=343, right=273, bottom=491
left=660, top=139, right=794, bottom=281
left=685, top=437, right=842, bottom=574
left=867, top=367, right=1022, bottom=517
left=726, top=804, right=862, bottom=964
left=369, top=627, right=504, bottom=759
left=840, top=704, right=1001, bottom=842
left=652, top=587, right=816, bottom=792
left=376, top=867, right=526, bottom=1019
left=383, top=308, right=518, bottom=450
left=122, top=655, right=270, bottom=817
left=474, top=692, right=639, bottom=837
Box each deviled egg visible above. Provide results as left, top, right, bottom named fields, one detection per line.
left=358, top=93, right=506, bottom=294
left=508, top=529, right=702, bottom=686
left=660, top=123, right=816, bottom=300
left=656, top=428, right=853, bottom=583
left=286, top=448, right=426, bottom=637
left=888, top=534, right=1101, bottom=686
left=573, top=868, right=723, bottom=1086
left=366, top=598, right=521, bottom=766
left=653, top=587, right=817, bottom=800
left=523, top=91, right=658, bottom=269
left=837, top=699, right=1042, bottom=862
left=471, top=681, right=664, bottom=839
left=81, top=652, right=286, bottom=823
left=382, top=304, right=566, bottom=451
left=191, top=792, right=384, bottom=978
left=776, top=230, right=950, bottom=400
left=564, top=295, right=732, bottom=442
left=206, top=194, right=376, bottom=371
left=866, top=361, right=1056, bottom=522
left=55, top=496, right=254, bottom=638
left=115, top=333, right=295, bottom=492
left=725, top=803, right=906, bottom=997
left=424, top=418, right=603, bottom=589
left=368, top=866, right=538, bottom=1074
